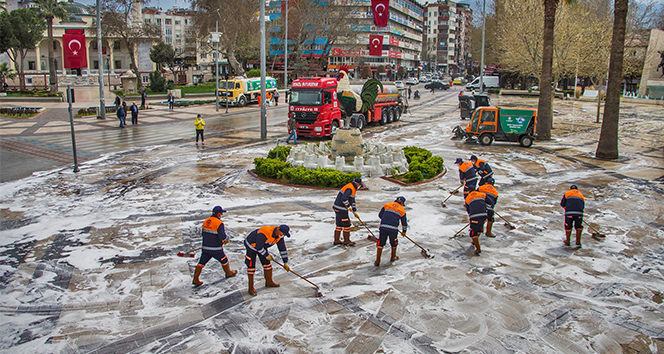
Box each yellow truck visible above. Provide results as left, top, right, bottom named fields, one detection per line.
left=218, top=76, right=278, bottom=107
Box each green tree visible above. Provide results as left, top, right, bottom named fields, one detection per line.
left=0, top=62, right=16, bottom=88
left=33, top=0, right=69, bottom=93
left=149, top=40, right=185, bottom=82
left=1, top=9, right=45, bottom=89
left=596, top=0, right=629, bottom=159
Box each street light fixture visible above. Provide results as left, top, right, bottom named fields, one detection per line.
left=211, top=23, right=220, bottom=112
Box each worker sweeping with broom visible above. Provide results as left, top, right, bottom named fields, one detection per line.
left=560, top=185, right=585, bottom=248
left=192, top=206, right=238, bottom=287
left=375, top=196, right=408, bottom=266
left=243, top=225, right=291, bottom=296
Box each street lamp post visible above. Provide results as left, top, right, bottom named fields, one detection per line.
left=215, top=21, right=219, bottom=112
left=284, top=0, right=288, bottom=92
left=479, top=0, right=486, bottom=93
left=107, top=58, right=111, bottom=92
left=96, top=0, right=105, bottom=119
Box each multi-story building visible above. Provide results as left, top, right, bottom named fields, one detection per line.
left=0, top=0, right=156, bottom=89
left=267, top=0, right=424, bottom=80
left=422, top=0, right=473, bottom=75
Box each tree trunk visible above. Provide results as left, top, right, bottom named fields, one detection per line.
left=536, top=0, right=558, bottom=140
left=19, top=50, right=27, bottom=90
left=126, top=41, right=141, bottom=89
left=226, top=43, right=244, bottom=76
left=47, top=17, right=57, bottom=93
left=596, top=0, right=628, bottom=160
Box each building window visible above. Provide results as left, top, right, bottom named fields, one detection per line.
left=114, top=41, right=121, bottom=50
left=175, top=20, right=180, bottom=25
left=144, top=19, right=150, bottom=24
left=92, top=42, right=98, bottom=50
left=114, top=60, right=121, bottom=69
left=157, top=18, right=161, bottom=25
left=176, top=39, right=181, bottom=45
left=165, top=28, right=172, bottom=35
left=165, top=18, right=172, bottom=25
left=184, top=19, right=188, bottom=25
left=165, top=37, right=172, bottom=44
left=142, top=75, right=149, bottom=83
left=28, top=61, right=36, bottom=70
left=93, top=60, right=99, bottom=69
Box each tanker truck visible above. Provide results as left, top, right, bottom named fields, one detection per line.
left=288, top=76, right=407, bottom=138
left=218, top=76, right=278, bottom=107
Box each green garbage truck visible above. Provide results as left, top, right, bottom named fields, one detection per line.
left=453, top=106, right=538, bottom=147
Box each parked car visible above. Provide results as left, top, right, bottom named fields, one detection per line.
left=394, top=81, right=405, bottom=89
left=453, top=77, right=464, bottom=85
left=406, top=77, right=419, bottom=85
left=419, top=77, right=430, bottom=83
left=424, top=80, right=450, bottom=90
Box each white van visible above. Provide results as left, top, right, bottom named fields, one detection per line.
left=466, top=76, right=499, bottom=90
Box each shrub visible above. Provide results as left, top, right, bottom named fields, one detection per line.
left=404, top=170, right=424, bottom=183
left=267, top=145, right=291, bottom=161
left=149, top=71, right=167, bottom=92
left=254, top=158, right=292, bottom=179
left=400, top=146, right=444, bottom=182
left=487, top=88, right=500, bottom=94
left=246, top=69, right=261, bottom=78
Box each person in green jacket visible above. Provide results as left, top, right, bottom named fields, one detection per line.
left=195, top=114, right=205, bottom=145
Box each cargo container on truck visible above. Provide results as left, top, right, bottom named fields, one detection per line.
left=288, top=76, right=406, bottom=138
left=218, top=76, right=278, bottom=107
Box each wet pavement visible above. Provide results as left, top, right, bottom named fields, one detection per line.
left=0, top=86, right=663, bottom=353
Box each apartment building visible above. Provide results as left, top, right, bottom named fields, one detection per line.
left=422, top=0, right=473, bottom=75
left=268, top=0, right=424, bottom=79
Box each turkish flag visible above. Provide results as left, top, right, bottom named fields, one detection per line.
left=371, top=0, right=389, bottom=27
left=369, top=35, right=383, bottom=56
left=63, top=33, right=87, bottom=69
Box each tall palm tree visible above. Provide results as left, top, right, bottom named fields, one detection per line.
left=34, top=0, right=68, bottom=93
left=596, top=0, right=629, bottom=159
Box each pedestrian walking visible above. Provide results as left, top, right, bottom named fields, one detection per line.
left=243, top=225, right=291, bottom=296
left=114, top=94, right=121, bottom=109
left=455, top=157, right=478, bottom=198
left=464, top=185, right=486, bottom=255
left=478, top=178, right=498, bottom=237
left=116, top=104, right=126, bottom=128
left=470, top=155, right=494, bottom=186
left=332, top=177, right=364, bottom=246
left=560, top=185, right=585, bottom=247
left=408, top=87, right=412, bottom=99
left=130, top=102, right=139, bottom=125
left=257, top=93, right=262, bottom=107
left=375, top=196, right=408, bottom=266
left=140, top=89, right=147, bottom=109
left=194, top=114, right=205, bottom=145
left=285, top=117, right=297, bottom=144
left=274, top=90, right=280, bottom=106
left=192, top=206, right=238, bottom=287
left=167, top=92, right=174, bottom=110
left=122, top=101, right=127, bottom=116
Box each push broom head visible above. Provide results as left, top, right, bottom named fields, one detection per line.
left=177, top=252, right=195, bottom=258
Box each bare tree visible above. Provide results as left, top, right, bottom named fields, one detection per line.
left=93, top=0, right=161, bottom=87
left=191, top=0, right=260, bottom=76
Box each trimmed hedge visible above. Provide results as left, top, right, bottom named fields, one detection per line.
left=253, top=145, right=360, bottom=188
left=402, top=146, right=444, bottom=182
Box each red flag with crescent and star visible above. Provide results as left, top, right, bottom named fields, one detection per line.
left=369, top=34, right=383, bottom=56
left=63, top=32, right=87, bottom=69
left=371, top=0, right=389, bottom=27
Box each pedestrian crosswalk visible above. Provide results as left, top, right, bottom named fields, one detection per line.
left=4, top=124, right=196, bottom=163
